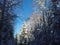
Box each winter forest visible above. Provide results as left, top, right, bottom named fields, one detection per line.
left=0, top=0, right=60, bottom=45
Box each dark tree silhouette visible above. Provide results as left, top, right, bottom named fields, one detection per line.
left=0, top=0, right=22, bottom=45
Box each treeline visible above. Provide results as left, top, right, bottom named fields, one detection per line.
left=16, top=0, right=60, bottom=45
left=0, top=0, right=60, bottom=45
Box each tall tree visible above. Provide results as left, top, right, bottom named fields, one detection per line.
left=0, top=0, right=22, bottom=45
left=49, top=0, right=60, bottom=45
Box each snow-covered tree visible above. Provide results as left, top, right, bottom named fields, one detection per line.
left=16, top=22, right=35, bottom=45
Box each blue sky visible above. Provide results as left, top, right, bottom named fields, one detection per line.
left=14, top=0, right=33, bottom=37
